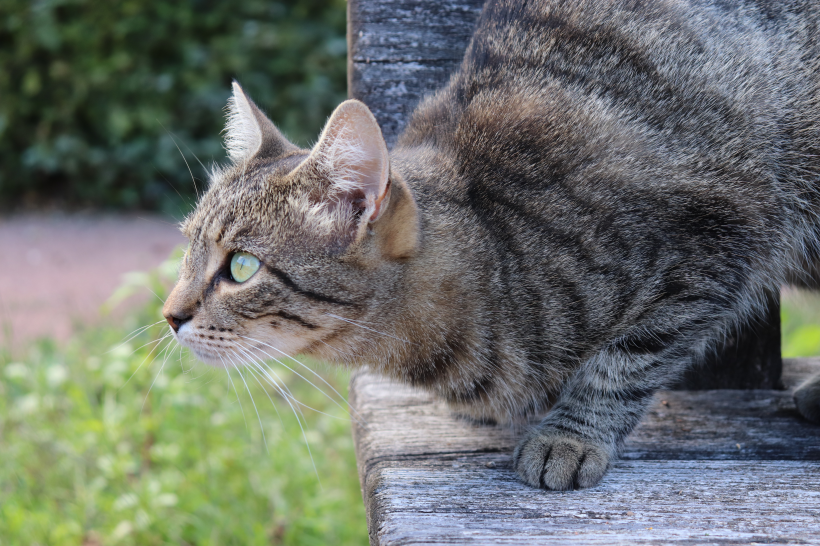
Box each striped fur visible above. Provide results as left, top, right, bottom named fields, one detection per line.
left=164, top=0, right=820, bottom=490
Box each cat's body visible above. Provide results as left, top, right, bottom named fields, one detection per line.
left=164, top=0, right=820, bottom=490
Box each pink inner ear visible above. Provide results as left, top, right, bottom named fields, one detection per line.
left=370, top=178, right=391, bottom=221
left=316, top=101, right=390, bottom=222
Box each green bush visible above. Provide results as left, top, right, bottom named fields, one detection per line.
left=0, top=0, right=347, bottom=214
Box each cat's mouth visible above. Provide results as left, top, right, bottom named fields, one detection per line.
left=187, top=345, right=228, bottom=366
left=173, top=321, right=315, bottom=368
left=176, top=339, right=231, bottom=367
left=173, top=323, right=238, bottom=367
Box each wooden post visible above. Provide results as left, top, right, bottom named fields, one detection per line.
left=347, top=0, right=783, bottom=390
left=347, top=0, right=486, bottom=147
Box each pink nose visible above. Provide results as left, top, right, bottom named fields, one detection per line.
left=165, top=312, right=191, bottom=332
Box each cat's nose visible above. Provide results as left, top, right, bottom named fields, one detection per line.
left=165, top=312, right=192, bottom=333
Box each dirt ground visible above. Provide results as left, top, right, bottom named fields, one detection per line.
left=0, top=213, right=186, bottom=352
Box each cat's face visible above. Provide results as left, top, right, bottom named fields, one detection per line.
left=162, top=83, right=419, bottom=366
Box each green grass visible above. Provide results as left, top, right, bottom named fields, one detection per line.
left=782, top=288, right=820, bottom=358
left=0, top=256, right=367, bottom=545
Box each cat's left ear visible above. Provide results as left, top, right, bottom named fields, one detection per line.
left=299, top=100, right=390, bottom=223
left=225, top=81, right=298, bottom=163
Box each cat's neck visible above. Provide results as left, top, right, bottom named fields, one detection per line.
left=315, top=144, right=569, bottom=421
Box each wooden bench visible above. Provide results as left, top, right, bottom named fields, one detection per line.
left=349, top=359, right=820, bottom=545
left=346, top=1, right=820, bottom=543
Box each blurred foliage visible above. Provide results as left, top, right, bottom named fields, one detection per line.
left=0, top=0, right=347, bottom=214
left=0, top=249, right=367, bottom=544
left=781, top=289, right=820, bottom=358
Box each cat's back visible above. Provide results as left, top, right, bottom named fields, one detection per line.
left=397, top=0, right=820, bottom=216
left=388, top=0, right=820, bottom=349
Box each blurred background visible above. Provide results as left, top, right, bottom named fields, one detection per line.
left=0, top=0, right=347, bottom=214
left=0, top=0, right=367, bottom=544
left=1, top=0, right=820, bottom=544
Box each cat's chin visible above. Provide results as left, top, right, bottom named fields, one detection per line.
left=187, top=347, right=232, bottom=367
left=178, top=335, right=309, bottom=369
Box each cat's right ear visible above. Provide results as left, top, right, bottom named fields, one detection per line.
left=292, top=99, right=420, bottom=258
left=224, top=81, right=298, bottom=163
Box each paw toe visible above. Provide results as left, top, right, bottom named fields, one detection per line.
left=575, top=447, right=610, bottom=488
left=513, top=434, right=551, bottom=487
left=514, top=431, right=610, bottom=490
left=540, top=438, right=583, bottom=490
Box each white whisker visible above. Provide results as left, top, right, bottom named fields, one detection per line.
left=166, top=126, right=209, bottom=196
left=234, top=345, right=305, bottom=414
left=141, top=337, right=176, bottom=412
left=121, top=331, right=174, bottom=390
left=121, top=326, right=173, bottom=358
left=236, top=343, right=355, bottom=423
left=221, top=354, right=249, bottom=431
left=232, top=353, right=269, bottom=453
left=238, top=334, right=363, bottom=423
left=108, top=319, right=167, bottom=353
left=141, top=285, right=167, bottom=305
left=230, top=347, right=322, bottom=488
left=325, top=313, right=415, bottom=345
left=160, top=121, right=200, bottom=198
left=237, top=356, right=285, bottom=426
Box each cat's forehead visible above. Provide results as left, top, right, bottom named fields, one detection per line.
left=212, top=152, right=307, bottom=195
left=181, top=153, right=322, bottom=257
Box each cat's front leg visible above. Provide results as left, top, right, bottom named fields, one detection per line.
left=513, top=340, right=673, bottom=490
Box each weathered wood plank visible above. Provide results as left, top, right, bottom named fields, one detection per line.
left=350, top=359, right=820, bottom=545
left=351, top=360, right=820, bottom=465
left=368, top=460, right=820, bottom=545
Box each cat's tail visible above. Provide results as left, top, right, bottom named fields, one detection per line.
left=794, top=372, right=820, bottom=423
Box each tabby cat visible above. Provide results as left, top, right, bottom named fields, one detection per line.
left=163, top=0, right=820, bottom=490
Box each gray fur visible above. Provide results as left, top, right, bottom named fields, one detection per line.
left=795, top=372, right=820, bottom=423
left=165, top=0, right=820, bottom=491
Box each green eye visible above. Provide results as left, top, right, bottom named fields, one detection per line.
left=230, top=252, right=261, bottom=283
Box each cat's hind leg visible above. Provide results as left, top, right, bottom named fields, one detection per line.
left=794, top=372, right=820, bottom=422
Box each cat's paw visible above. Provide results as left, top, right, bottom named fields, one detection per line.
left=794, top=372, right=820, bottom=423
left=513, top=430, right=611, bottom=490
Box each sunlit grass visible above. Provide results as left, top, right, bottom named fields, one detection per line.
left=0, top=254, right=366, bottom=545
left=782, top=288, right=820, bottom=358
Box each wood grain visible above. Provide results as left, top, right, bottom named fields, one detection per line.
left=347, top=0, right=484, bottom=146
left=367, top=460, right=820, bottom=545
left=350, top=359, right=820, bottom=545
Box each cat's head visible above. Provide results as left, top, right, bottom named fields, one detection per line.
left=162, top=82, right=419, bottom=366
